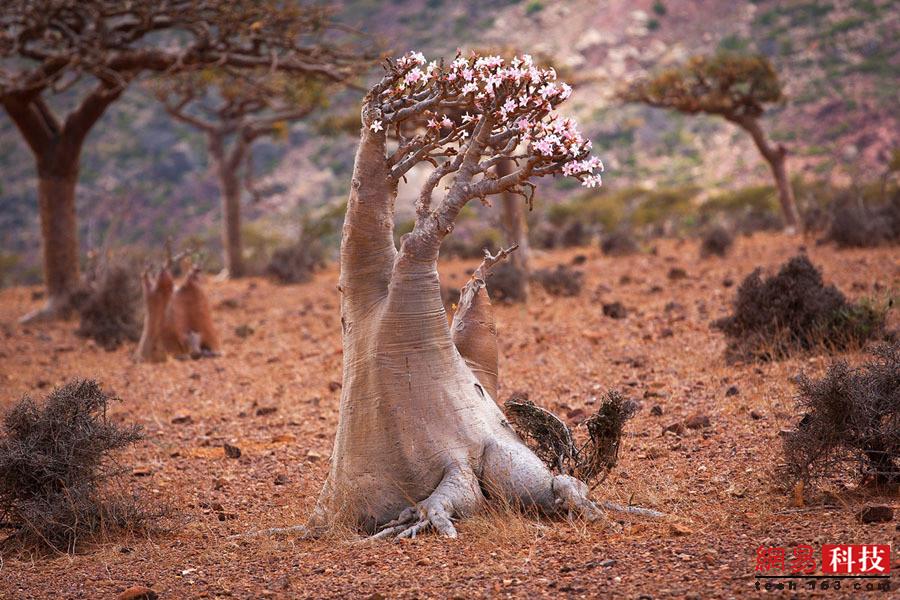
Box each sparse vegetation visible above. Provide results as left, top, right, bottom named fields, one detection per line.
left=0, top=380, right=149, bottom=552
left=531, top=265, right=584, bottom=297
left=600, top=229, right=639, bottom=256
left=782, top=342, right=899, bottom=487
left=699, top=225, right=734, bottom=258
left=72, top=261, right=143, bottom=351
left=713, top=254, right=887, bottom=362
left=486, top=261, right=528, bottom=303
left=265, top=238, right=326, bottom=285
left=825, top=192, right=900, bottom=248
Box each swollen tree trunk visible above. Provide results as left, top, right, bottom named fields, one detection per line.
left=497, top=159, right=530, bottom=301
left=306, top=115, right=603, bottom=538
left=209, top=132, right=247, bottom=278
left=35, top=171, right=81, bottom=318
left=736, top=116, right=802, bottom=232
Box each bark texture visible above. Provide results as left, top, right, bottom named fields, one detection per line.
left=734, top=116, right=801, bottom=231
left=209, top=133, right=248, bottom=278
left=308, top=119, right=604, bottom=539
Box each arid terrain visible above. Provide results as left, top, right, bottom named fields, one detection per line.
left=0, top=232, right=897, bottom=599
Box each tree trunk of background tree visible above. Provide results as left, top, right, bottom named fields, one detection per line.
left=209, top=133, right=246, bottom=278
left=304, top=116, right=604, bottom=539
left=35, top=171, right=81, bottom=319
left=736, top=116, right=802, bottom=232
left=497, top=159, right=530, bottom=301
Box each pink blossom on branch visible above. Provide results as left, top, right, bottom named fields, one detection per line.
left=364, top=50, right=602, bottom=226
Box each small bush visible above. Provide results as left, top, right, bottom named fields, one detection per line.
left=558, top=221, right=590, bottom=248
left=531, top=265, right=583, bottom=297
left=600, top=229, right=639, bottom=256
left=713, top=255, right=887, bottom=362
left=825, top=193, right=900, bottom=248
left=0, top=380, right=148, bottom=552
left=442, top=227, right=504, bottom=259
left=485, top=261, right=528, bottom=303
left=699, top=225, right=734, bottom=258
left=782, top=342, right=900, bottom=487
left=72, top=261, right=143, bottom=351
left=265, top=239, right=325, bottom=284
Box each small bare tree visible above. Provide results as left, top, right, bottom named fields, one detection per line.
left=0, top=0, right=365, bottom=321
left=154, top=62, right=366, bottom=277
left=620, top=53, right=802, bottom=231
left=300, top=51, right=629, bottom=539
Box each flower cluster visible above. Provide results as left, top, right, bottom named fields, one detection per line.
left=375, top=50, right=603, bottom=188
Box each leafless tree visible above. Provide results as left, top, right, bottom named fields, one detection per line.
left=0, top=0, right=367, bottom=320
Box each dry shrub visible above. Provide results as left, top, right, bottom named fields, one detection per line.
left=531, top=265, right=583, bottom=297
left=600, top=230, right=639, bottom=257
left=504, top=391, right=637, bottom=486
left=825, top=194, right=900, bottom=248
left=265, top=240, right=325, bottom=284
left=713, top=255, right=887, bottom=362
left=485, top=262, right=528, bottom=303
left=782, top=343, right=900, bottom=487
left=559, top=221, right=590, bottom=248
left=0, top=380, right=151, bottom=552
left=699, top=225, right=734, bottom=258
left=73, top=262, right=142, bottom=351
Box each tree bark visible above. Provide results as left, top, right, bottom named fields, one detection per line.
left=735, top=116, right=802, bottom=232
left=497, top=159, right=530, bottom=301
left=306, top=110, right=606, bottom=539
left=35, top=173, right=80, bottom=318
left=210, top=133, right=246, bottom=278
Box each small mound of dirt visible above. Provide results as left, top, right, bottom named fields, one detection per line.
left=73, top=263, right=143, bottom=351
left=0, top=380, right=150, bottom=552
left=265, top=240, right=325, bottom=284
left=485, top=261, right=528, bottom=303
left=531, top=265, right=583, bottom=297
left=781, top=342, right=900, bottom=487
left=699, top=226, right=734, bottom=258
left=600, top=230, right=639, bottom=257
left=713, top=254, right=887, bottom=362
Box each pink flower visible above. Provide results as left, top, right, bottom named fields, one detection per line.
left=582, top=174, right=602, bottom=188
left=405, top=68, right=423, bottom=84
left=369, top=120, right=383, bottom=133
left=441, top=116, right=453, bottom=128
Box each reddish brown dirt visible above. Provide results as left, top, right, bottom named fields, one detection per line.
left=1, top=232, right=897, bottom=599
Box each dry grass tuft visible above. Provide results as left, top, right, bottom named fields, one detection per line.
left=713, top=254, right=887, bottom=362
left=699, top=225, right=734, bottom=258
left=531, top=265, right=583, bottom=297
left=72, top=262, right=143, bottom=351
left=0, top=380, right=154, bottom=552
left=600, top=230, right=639, bottom=257
left=781, top=342, right=900, bottom=489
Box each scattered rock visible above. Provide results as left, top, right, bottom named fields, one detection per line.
left=725, top=385, right=739, bottom=397
left=667, top=267, right=688, bottom=280
left=171, top=414, right=193, bottom=425
left=328, top=381, right=342, bottom=392
left=234, top=324, right=254, bottom=338
left=223, top=443, right=242, bottom=459
left=274, top=474, right=289, bottom=485
left=659, top=328, right=674, bottom=338
left=255, top=406, right=278, bottom=417
left=582, top=329, right=603, bottom=342
left=750, top=410, right=764, bottom=420
left=650, top=405, right=664, bottom=416
left=858, top=505, right=893, bottom=524
left=663, top=422, right=685, bottom=436
left=117, top=586, right=158, bottom=600
left=670, top=523, right=693, bottom=536
left=306, top=450, right=323, bottom=461
left=570, top=254, right=588, bottom=266
left=218, top=297, right=241, bottom=309
left=723, top=278, right=734, bottom=288
left=603, top=302, right=628, bottom=319
left=684, top=414, right=711, bottom=429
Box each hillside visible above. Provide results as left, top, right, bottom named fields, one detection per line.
left=1, top=0, right=897, bottom=282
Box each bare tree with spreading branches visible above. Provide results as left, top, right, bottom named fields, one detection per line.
left=620, top=53, right=802, bottom=231
left=0, top=0, right=367, bottom=321
left=153, top=61, right=366, bottom=277
left=249, top=51, right=661, bottom=540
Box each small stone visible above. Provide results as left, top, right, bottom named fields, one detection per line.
left=659, top=328, right=674, bottom=338
left=223, top=443, right=242, bottom=459
left=571, top=254, right=587, bottom=265
left=858, top=505, right=893, bottom=524
left=171, top=414, right=193, bottom=425
left=723, top=278, right=734, bottom=288
left=650, top=404, right=664, bottom=416
left=255, top=406, right=278, bottom=416
left=603, top=302, right=628, bottom=319
left=328, top=381, right=342, bottom=392
left=670, top=523, right=693, bottom=536
left=667, top=267, right=688, bottom=280
left=306, top=450, right=323, bottom=461
left=234, top=324, right=254, bottom=338
left=750, top=410, right=764, bottom=420
left=725, top=386, right=739, bottom=397
left=662, top=422, right=685, bottom=436
left=117, top=586, right=158, bottom=600
left=274, top=474, right=289, bottom=485
left=684, top=414, right=711, bottom=429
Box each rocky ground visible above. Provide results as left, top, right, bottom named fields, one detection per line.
left=0, top=232, right=897, bottom=599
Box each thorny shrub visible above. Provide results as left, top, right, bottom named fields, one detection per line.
left=781, top=342, right=900, bottom=488
left=72, top=262, right=143, bottom=351
left=699, top=225, right=734, bottom=258
left=265, top=239, right=326, bottom=284
left=530, top=264, right=583, bottom=296
left=713, top=255, right=887, bottom=362
left=0, top=380, right=151, bottom=552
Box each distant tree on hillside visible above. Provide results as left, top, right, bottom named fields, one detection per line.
left=0, top=0, right=368, bottom=321
left=153, top=68, right=342, bottom=278
left=620, top=53, right=802, bottom=231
